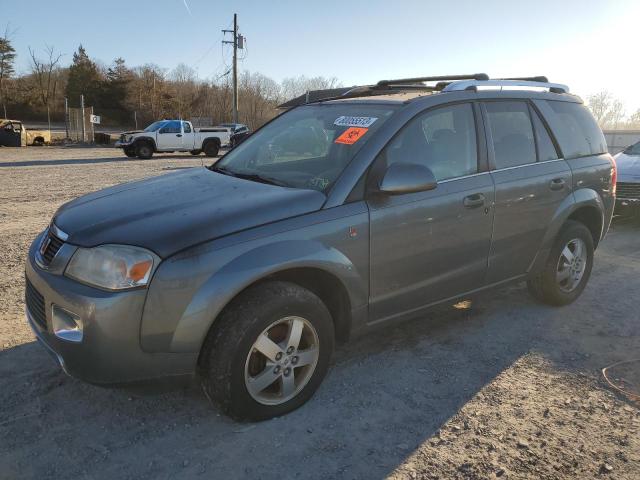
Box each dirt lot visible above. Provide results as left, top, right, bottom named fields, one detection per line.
left=0, top=147, right=639, bottom=480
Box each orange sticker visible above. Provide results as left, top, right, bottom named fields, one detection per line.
left=335, top=127, right=368, bottom=145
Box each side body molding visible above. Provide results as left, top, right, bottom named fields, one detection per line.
left=140, top=203, right=370, bottom=353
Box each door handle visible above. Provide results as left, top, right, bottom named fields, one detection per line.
left=463, top=193, right=485, bottom=208
left=176, top=134, right=182, bottom=137
left=549, top=178, right=565, bottom=191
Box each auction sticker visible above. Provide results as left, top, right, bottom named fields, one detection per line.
left=334, top=116, right=377, bottom=128
left=335, top=127, right=368, bottom=145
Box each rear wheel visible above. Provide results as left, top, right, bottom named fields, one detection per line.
left=190, top=149, right=202, bottom=156
left=203, top=141, right=219, bottom=158
left=135, top=142, right=153, bottom=159
left=199, top=281, right=334, bottom=421
left=527, top=220, right=594, bottom=306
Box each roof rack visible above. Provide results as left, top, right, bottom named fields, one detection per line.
left=442, top=79, right=569, bottom=94
left=376, top=73, right=489, bottom=87
left=299, top=74, right=568, bottom=106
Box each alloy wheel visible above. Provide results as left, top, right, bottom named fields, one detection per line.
left=556, top=237, right=587, bottom=292
left=244, top=316, right=320, bottom=406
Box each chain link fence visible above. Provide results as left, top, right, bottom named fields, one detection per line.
left=66, top=106, right=95, bottom=143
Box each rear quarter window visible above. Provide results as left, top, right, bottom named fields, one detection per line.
left=545, top=101, right=607, bottom=158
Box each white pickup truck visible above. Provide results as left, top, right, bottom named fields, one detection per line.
left=115, top=120, right=231, bottom=159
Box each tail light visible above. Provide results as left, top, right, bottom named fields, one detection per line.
left=610, top=156, right=617, bottom=196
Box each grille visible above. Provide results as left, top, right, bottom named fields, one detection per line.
left=617, top=182, right=640, bottom=200
left=41, top=231, right=64, bottom=264
left=25, top=278, right=47, bottom=330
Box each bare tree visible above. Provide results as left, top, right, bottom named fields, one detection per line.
left=587, top=91, right=625, bottom=129
left=280, top=75, right=342, bottom=102
left=170, top=63, right=198, bottom=119
left=29, top=45, right=63, bottom=132
left=627, top=109, right=640, bottom=129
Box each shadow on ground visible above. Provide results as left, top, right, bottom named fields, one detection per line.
left=0, top=155, right=209, bottom=168
left=0, top=224, right=638, bottom=479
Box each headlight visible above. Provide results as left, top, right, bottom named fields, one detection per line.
left=65, top=245, right=158, bottom=290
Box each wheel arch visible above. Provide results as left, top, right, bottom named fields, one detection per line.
left=133, top=136, right=156, bottom=151
left=529, top=188, right=605, bottom=274
left=142, top=239, right=366, bottom=357
left=202, top=136, right=221, bottom=149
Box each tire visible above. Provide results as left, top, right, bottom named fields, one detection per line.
left=203, top=141, right=219, bottom=158
left=190, top=149, right=202, bottom=156
left=135, top=142, right=153, bottom=159
left=527, top=220, right=594, bottom=306
left=124, top=147, right=136, bottom=158
left=199, top=281, right=335, bottom=421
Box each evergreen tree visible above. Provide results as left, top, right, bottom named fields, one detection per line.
left=65, top=45, right=103, bottom=107
left=104, top=57, right=132, bottom=123
left=0, top=35, right=16, bottom=118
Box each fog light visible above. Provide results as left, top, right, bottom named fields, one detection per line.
left=51, top=305, right=83, bottom=343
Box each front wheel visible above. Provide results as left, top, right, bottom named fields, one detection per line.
left=527, top=220, right=594, bottom=306
left=135, top=142, right=153, bottom=159
left=190, top=149, right=202, bottom=156
left=124, top=147, right=136, bottom=158
left=199, top=281, right=334, bottom=421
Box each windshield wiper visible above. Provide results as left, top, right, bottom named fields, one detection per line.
left=209, top=166, right=288, bottom=187
left=209, top=165, right=234, bottom=176
left=232, top=172, right=289, bottom=187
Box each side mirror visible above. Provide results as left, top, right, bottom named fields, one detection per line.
left=378, top=162, right=438, bottom=195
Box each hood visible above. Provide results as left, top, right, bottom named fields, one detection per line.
left=121, top=130, right=144, bottom=136
left=53, top=167, right=326, bottom=257
left=614, top=152, right=640, bottom=179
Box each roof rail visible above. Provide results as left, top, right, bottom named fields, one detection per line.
left=442, top=79, right=569, bottom=94
left=377, top=73, right=489, bottom=86
left=498, top=76, right=549, bottom=82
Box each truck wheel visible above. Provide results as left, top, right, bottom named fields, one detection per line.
left=124, top=147, right=136, bottom=158
left=190, top=149, right=202, bottom=156
left=203, top=142, right=219, bottom=157
left=527, top=220, right=594, bottom=306
left=135, top=142, right=153, bottom=159
left=199, top=281, right=335, bottom=421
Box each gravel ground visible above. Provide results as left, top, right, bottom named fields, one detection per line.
left=0, top=147, right=638, bottom=479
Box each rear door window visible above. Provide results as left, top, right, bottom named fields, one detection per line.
left=545, top=101, right=607, bottom=158
left=530, top=108, right=559, bottom=162
left=485, top=101, right=536, bottom=169
left=182, top=122, right=192, bottom=133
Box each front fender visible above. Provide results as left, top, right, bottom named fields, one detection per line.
left=168, top=240, right=364, bottom=353
left=528, top=188, right=604, bottom=274
left=140, top=203, right=370, bottom=354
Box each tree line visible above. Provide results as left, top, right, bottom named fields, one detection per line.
left=0, top=38, right=340, bottom=130
left=1, top=32, right=639, bottom=131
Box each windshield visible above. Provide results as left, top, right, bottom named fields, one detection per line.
left=144, top=121, right=169, bottom=132
left=624, top=141, right=640, bottom=155
left=213, top=104, right=398, bottom=192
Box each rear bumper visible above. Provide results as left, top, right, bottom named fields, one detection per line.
left=25, top=236, right=198, bottom=384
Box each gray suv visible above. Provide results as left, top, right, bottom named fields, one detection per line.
left=25, top=74, right=616, bottom=421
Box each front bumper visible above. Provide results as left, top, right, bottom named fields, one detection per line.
left=114, top=140, right=132, bottom=148
left=25, top=233, right=197, bottom=384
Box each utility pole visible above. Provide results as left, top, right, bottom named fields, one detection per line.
left=223, top=13, right=242, bottom=124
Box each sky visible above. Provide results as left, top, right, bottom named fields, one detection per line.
left=3, top=0, right=640, bottom=113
